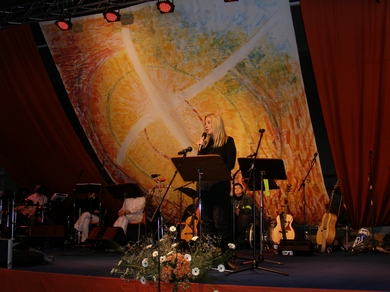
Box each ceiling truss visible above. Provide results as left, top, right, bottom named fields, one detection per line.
left=0, top=0, right=146, bottom=29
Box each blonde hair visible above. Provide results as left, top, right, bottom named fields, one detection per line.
left=204, top=113, right=228, bottom=148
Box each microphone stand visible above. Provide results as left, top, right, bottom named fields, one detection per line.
left=368, top=150, right=376, bottom=250
left=72, top=170, right=83, bottom=244
left=98, top=160, right=105, bottom=226
left=150, top=152, right=188, bottom=292
left=298, top=153, right=317, bottom=239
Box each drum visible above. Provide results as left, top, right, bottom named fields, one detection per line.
left=245, top=223, right=260, bottom=248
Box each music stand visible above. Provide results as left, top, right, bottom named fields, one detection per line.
left=75, top=183, right=102, bottom=195
left=235, top=158, right=288, bottom=276
left=51, top=193, right=68, bottom=202
left=106, top=183, right=144, bottom=200
left=171, top=154, right=231, bottom=241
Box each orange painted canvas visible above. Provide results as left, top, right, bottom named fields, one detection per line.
left=40, top=1, right=328, bottom=226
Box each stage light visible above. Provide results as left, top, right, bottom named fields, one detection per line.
left=156, top=0, right=175, bottom=14
left=55, top=18, right=72, bottom=31
left=103, top=9, right=121, bottom=22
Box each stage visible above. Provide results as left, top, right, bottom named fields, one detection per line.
left=1, top=241, right=389, bottom=292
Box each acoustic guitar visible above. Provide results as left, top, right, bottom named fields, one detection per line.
left=180, top=205, right=199, bottom=242
left=316, top=179, right=340, bottom=252
left=271, top=183, right=295, bottom=244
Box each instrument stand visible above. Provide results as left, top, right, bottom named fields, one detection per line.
left=234, top=157, right=288, bottom=276
left=171, top=154, right=231, bottom=244
left=298, top=153, right=317, bottom=239
left=175, top=186, right=186, bottom=236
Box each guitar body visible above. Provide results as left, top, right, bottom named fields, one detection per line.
left=180, top=208, right=199, bottom=242
left=272, top=183, right=295, bottom=245
left=272, top=213, right=295, bottom=244
left=316, top=212, right=337, bottom=247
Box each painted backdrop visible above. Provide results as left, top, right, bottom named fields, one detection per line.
left=40, top=0, right=327, bottom=225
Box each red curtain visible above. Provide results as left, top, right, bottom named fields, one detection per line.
left=0, top=25, right=120, bottom=225
left=301, top=0, right=390, bottom=227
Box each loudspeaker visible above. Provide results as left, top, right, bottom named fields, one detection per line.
left=0, top=238, right=12, bottom=267
left=87, top=227, right=127, bottom=247
left=279, top=239, right=314, bottom=256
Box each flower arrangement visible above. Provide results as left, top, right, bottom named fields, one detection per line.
left=111, top=225, right=235, bottom=291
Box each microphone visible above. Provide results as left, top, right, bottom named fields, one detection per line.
left=259, top=129, right=265, bottom=133
left=151, top=174, right=160, bottom=178
left=178, top=146, right=193, bottom=155
left=198, top=132, right=207, bottom=152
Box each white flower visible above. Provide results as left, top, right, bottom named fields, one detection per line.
left=152, top=251, right=158, bottom=257
left=184, top=254, right=192, bottom=261
left=140, top=276, right=146, bottom=284
left=153, top=275, right=157, bottom=282
left=145, top=244, right=152, bottom=249
left=110, top=268, right=117, bottom=274
left=160, top=256, right=166, bottom=263
left=169, top=226, right=176, bottom=232
left=228, top=243, right=236, bottom=250
left=191, top=236, right=199, bottom=241
left=142, top=258, right=148, bottom=267
left=171, top=243, right=178, bottom=248
left=167, top=251, right=174, bottom=256
left=217, top=264, right=225, bottom=272
left=192, top=267, right=200, bottom=276
left=214, top=290, right=219, bottom=292
left=117, top=260, right=122, bottom=266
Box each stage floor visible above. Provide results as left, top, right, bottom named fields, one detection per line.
left=2, top=240, right=389, bottom=292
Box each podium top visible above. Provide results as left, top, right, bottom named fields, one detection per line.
left=171, top=154, right=231, bottom=182
left=238, top=158, right=287, bottom=180
left=106, top=183, right=144, bottom=200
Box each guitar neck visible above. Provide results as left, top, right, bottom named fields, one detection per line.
left=327, top=179, right=340, bottom=213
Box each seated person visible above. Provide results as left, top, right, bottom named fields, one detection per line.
left=74, top=193, right=101, bottom=243
left=25, top=185, right=56, bottom=226
left=232, top=183, right=253, bottom=247
left=114, top=194, right=146, bottom=236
